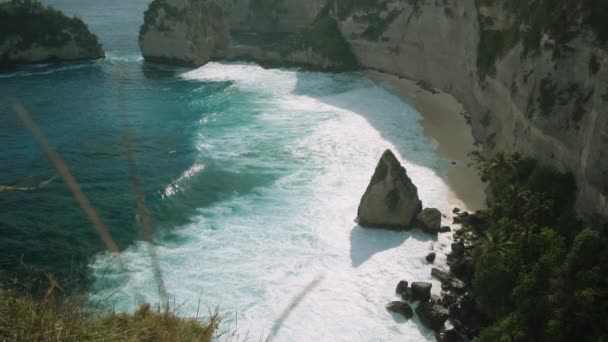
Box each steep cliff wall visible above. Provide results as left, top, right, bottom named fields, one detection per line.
left=140, top=0, right=356, bottom=70
left=139, top=0, right=229, bottom=67
left=335, top=0, right=608, bottom=220
left=219, top=0, right=327, bottom=33
left=138, top=0, right=608, bottom=219
left=0, top=0, right=104, bottom=67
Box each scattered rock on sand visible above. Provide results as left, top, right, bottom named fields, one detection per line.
left=386, top=301, right=414, bottom=319
left=440, top=226, right=452, bottom=233
left=416, top=208, right=442, bottom=234
left=396, top=280, right=409, bottom=295
left=357, top=150, right=422, bottom=229
left=416, top=302, right=449, bottom=331
left=411, top=282, right=432, bottom=302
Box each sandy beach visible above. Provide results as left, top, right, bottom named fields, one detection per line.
left=367, top=70, right=486, bottom=212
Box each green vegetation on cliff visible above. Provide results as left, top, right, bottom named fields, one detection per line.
left=139, top=0, right=187, bottom=40
left=473, top=153, right=608, bottom=342
left=476, top=0, right=608, bottom=79
left=0, top=287, right=219, bottom=341
left=272, top=4, right=359, bottom=70
left=0, top=0, right=102, bottom=54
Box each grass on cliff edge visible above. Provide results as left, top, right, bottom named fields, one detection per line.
left=0, top=288, right=219, bottom=341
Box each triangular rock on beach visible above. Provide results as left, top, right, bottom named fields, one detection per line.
left=356, top=150, right=422, bottom=229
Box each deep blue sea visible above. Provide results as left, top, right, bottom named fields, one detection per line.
left=0, top=1, right=455, bottom=340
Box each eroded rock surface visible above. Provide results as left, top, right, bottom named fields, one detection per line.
left=357, top=150, right=422, bottom=229
left=139, top=0, right=229, bottom=67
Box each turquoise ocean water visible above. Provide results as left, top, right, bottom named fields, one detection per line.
left=0, top=1, right=455, bottom=340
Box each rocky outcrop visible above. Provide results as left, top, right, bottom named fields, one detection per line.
left=386, top=301, right=413, bottom=319
left=416, top=302, right=449, bottom=332
left=356, top=150, right=422, bottom=229
left=139, top=0, right=229, bottom=67
left=416, top=208, right=442, bottom=234
left=0, top=0, right=104, bottom=67
left=334, top=0, right=608, bottom=222
left=410, top=281, right=432, bottom=302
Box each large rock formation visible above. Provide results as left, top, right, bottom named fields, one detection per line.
left=356, top=150, right=422, bottom=229
left=139, top=0, right=229, bottom=67
left=0, top=0, right=104, bottom=67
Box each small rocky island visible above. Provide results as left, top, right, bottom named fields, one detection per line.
left=0, top=0, right=104, bottom=67
left=357, top=149, right=443, bottom=234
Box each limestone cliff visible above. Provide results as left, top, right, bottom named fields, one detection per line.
left=214, top=4, right=358, bottom=70
left=139, top=0, right=229, bottom=67
left=218, top=0, right=327, bottom=33
left=335, top=0, right=608, bottom=221
left=140, top=0, right=357, bottom=70
left=137, top=0, right=608, bottom=220
left=0, top=0, right=104, bottom=67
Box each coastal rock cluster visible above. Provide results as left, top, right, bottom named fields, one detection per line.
left=357, top=149, right=444, bottom=234
left=0, top=0, right=104, bottom=67
left=387, top=209, right=488, bottom=340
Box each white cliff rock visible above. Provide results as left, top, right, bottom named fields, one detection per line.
left=139, top=0, right=229, bottom=67
left=357, top=150, right=422, bottom=229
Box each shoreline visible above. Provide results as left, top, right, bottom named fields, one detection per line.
left=366, top=70, right=486, bottom=212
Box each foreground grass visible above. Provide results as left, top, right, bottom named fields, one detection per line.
left=0, top=288, right=219, bottom=342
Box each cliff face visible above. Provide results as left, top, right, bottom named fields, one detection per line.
left=219, top=0, right=327, bottom=33
left=140, top=0, right=357, bottom=70
left=0, top=0, right=104, bottom=67
left=138, top=0, right=608, bottom=219
left=139, top=0, right=229, bottom=67
left=335, top=0, right=608, bottom=220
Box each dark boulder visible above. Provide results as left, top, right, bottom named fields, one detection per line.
left=431, top=268, right=451, bottom=283
left=416, top=208, right=442, bottom=234
left=396, top=280, right=409, bottom=296
left=426, top=252, right=437, bottom=263
left=386, top=301, right=414, bottom=319
left=438, top=328, right=467, bottom=342
left=440, top=226, right=452, bottom=233
left=432, top=268, right=466, bottom=293
left=451, top=240, right=465, bottom=256
left=411, top=282, right=432, bottom=302
left=416, top=302, right=449, bottom=331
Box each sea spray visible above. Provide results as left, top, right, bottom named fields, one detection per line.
left=88, top=62, right=454, bottom=341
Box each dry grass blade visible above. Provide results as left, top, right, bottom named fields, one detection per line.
left=265, top=275, right=324, bottom=342
left=11, top=102, right=120, bottom=254
left=117, top=87, right=169, bottom=310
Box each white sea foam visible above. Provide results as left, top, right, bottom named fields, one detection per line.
left=163, top=163, right=206, bottom=197
left=89, top=62, right=456, bottom=341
